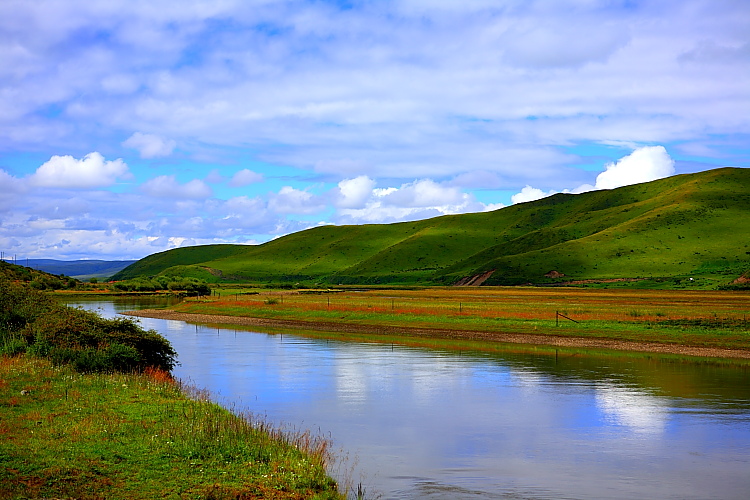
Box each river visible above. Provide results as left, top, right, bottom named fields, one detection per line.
left=68, top=298, right=750, bottom=500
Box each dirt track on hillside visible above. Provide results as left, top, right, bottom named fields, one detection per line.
left=124, top=309, right=750, bottom=360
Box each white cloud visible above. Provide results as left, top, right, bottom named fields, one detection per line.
left=334, top=178, right=486, bottom=224
left=447, top=170, right=504, bottom=189
left=229, top=168, right=264, bottom=187
left=268, top=186, right=325, bottom=214
left=122, top=132, right=176, bottom=158
left=594, top=146, right=675, bottom=190
left=510, top=145, right=677, bottom=203
left=503, top=16, right=630, bottom=69
left=382, top=179, right=465, bottom=207
left=511, top=185, right=556, bottom=204
left=140, top=175, right=212, bottom=199
left=30, top=152, right=130, bottom=188
left=101, top=74, right=140, bottom=94
left=334, top=175, right=376, bottom=208
left=204, top=169, right=226, bottom=184
left=482, top=203, right=505, bottom=212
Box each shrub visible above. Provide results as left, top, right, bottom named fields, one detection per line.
left=49, top=343, right=144, bottom=373
left=25, top=308, right=176, bottom=372
left=1, top=279, right=176, bottom=373
left=0, top=279, right=56, bottom=335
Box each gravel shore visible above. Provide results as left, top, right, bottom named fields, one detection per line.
left=124, top=309, right=750, bottom=360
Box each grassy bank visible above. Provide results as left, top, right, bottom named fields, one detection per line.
left=170, top=287, right=750, bottom=352
left=1, top=279, right=343, bottom=499
left=0, top=355, right=342, bottom=499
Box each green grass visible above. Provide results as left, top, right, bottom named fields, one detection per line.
left=111, top=167, right=750, bottom=287
left=172, top=287, right=750, bottom=352
left=0, top=356, right=342, bottom=500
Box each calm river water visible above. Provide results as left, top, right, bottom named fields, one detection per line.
left=69, top=298, right=750, bottom=500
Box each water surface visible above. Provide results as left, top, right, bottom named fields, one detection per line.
left=69, top=298, right=750, bottom=500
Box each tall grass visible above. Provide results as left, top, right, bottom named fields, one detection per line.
left=0, top=355, right=342, bottom=499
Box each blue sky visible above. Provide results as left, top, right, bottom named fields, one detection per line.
left=1, top=0, right=748, bottom=260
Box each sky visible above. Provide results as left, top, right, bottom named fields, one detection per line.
left=1, top=0, right=748, bottom=261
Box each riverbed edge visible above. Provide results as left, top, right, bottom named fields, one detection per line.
left=123, top=309, right=750, bottom=360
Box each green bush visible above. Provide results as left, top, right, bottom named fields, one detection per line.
left=1, top=279, right=176, bottom=373
left=25, top=307, right=176, bottom=372
left=49, top=343, right=144, bottom=373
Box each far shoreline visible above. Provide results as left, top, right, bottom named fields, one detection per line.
left=124, top=309, right=750, bottom=361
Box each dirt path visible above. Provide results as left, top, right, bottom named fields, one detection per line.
left=124, top=309, right=750, bottom=360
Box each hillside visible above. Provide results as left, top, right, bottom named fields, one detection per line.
left=112, top=167, right=750, bottom=288
left=0, top=260, right=80, bottom=289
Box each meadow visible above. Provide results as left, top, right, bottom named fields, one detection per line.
left=0, top=356, right=341, bottom=500
left=172, top=286, right=750, bottom=353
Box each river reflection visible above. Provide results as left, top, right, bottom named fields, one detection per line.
left=68, top=298, right=750, bottom=500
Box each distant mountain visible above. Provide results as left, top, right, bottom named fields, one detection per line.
left=112, top=167, right=750, bottom=288
left=17, top=259, right=138, bottom=280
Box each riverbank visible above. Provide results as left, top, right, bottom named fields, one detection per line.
left=0, top=355, right=342, bottom=500
left=125, top=308, right=750, bottom=360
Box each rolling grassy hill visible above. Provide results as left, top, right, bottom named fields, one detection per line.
left=0, top=260, right=80, bottom=289
left=112, top=167, right=750, bottom=288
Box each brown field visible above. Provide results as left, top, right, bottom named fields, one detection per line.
left=128, top=287, right=750, bottom=359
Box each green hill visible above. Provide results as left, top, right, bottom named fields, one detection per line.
left=0, top=260, right=80, bottom=290
left=112, top=167, right=750, bottom=288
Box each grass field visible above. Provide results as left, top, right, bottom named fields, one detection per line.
left=0, top=355, right=343, bottom=500
left=172, top=286, right=750, bottom=352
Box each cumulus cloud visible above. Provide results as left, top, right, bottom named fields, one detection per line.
left=140, top=175, right=212, bottom=199
left=122, top=132, right=176, bottom=158
left=30, top=152, right=130, bottom=188
left=334, top=176, right=376, bottom=208
left=511, top=185, right=556, bottom=205
left=334, top=178, right=486, bottom=224
left=510, top=146, right=676, bottom=204
left=382, top=179, right=466, bottom=207
left=229, top=169, right=264, bottom=187
left=594, top=146, right=675, bottom=190
left=268, top=186, right=325, bottom=214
